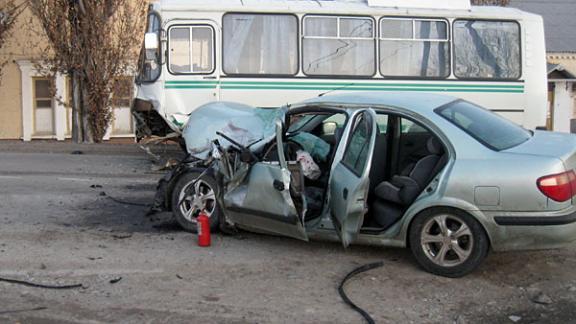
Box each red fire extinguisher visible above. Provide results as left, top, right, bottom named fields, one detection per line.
left=197, top=211, right=211, bottom=247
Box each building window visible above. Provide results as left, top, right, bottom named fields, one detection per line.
left=453, top=20, right=521, bottom=80
left=223, top=14, right=298, bottom=75
left=112, top=77, right=134, bottom=108
left=379, top=18, right=450, bottom=78
left=303, top=16, right=376, bottom=76
left=33, top=78, right=55, bottom=135
left=168, top=25, right=215, bottom=74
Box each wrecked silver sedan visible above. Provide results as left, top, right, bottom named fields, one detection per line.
left=154, top=92, right=576, bottom=277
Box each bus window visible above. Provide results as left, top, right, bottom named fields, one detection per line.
left=223, top=14, right=298, bottom=76
left=379, top=18, right=449, bottom=78
left=302, top=16, right=376, bottom=77
left=453, top=20, right=521, bottom=80
left=168, top=25, right=215, bottom=74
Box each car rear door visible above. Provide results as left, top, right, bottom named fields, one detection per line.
left=222, top=120, right=308, bottom=241
left=328, top=109, right=378, bottom=247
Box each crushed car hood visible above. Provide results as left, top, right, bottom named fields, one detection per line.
left=182, top=102, right=286, bottom=159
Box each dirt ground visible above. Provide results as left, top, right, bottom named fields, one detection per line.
left=1, top=141, right=576, bottom=324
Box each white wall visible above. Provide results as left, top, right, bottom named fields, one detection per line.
left=552, top=81, right=575, bottom=133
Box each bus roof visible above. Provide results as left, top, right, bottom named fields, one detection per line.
left=156, top=0, right=538, bottom=20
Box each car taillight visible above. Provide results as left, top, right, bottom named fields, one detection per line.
left=537, top=170, right=576, bottom=202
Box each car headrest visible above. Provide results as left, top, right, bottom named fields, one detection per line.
left=427, top=137, right=444, bottom=155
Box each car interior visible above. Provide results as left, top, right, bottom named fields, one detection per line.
left=261, top=109, right=449, bottom=233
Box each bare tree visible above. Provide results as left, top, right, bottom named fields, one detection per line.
left=0, top=0, right=26, bottom=81
left=472, top=0, right=510, bottom=5
left=29, top=0, right=146, bottom=143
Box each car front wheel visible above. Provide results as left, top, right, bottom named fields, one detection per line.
left=171, top=171, right=220, bottom=233
left=409, top=208, right=489, bottom=278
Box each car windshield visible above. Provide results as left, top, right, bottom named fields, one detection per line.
left=436, top=100, right=532, bottom=151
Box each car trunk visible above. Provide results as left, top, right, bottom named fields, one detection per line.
left=505, top=131, right=576, bottom=205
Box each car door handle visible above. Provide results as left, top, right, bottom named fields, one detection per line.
left=273, top=180, right=285, bottom=191
left=343, top=188, right=348, bottom=200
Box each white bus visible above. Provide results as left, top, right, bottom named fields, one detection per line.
left=133, top=0, right=547, bottom=140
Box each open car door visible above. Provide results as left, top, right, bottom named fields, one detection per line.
left=329, top=109, right=378, bottom=247
left=222, top=119, right=308, bottom=241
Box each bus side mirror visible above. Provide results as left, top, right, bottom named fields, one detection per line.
left=144, top=32, right=159, bottom=61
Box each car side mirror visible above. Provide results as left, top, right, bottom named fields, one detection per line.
left=144, top=32, right=159, bottom=61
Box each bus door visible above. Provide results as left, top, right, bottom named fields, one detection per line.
left=164, top=20, right=220, bottom=129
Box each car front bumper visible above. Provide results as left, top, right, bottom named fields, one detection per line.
left=486, top=207, right=576, bottom=252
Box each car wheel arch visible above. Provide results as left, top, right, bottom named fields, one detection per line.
left=402, top=205, right=493, bottom=250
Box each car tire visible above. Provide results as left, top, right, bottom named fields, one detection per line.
left=171, top=171, right=220, bottom=233
left=409, top=208, right=489, bottom=278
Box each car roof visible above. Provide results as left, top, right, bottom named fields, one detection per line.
left=291, top=92, right=459, bottom=115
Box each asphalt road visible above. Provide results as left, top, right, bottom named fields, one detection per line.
left=1, top=143, right=576, bottom=324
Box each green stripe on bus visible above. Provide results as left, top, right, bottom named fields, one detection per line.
left=165, top=81, right=219, bottom=85
left=219, top=86, right=524, bottom=93
left=165, top=80, right=523, bottom=89
left=165, top=85, right=218, bottom=89
left=220, top=81, right=524, bottom=89
left=164, top=81, right=524, bottom=93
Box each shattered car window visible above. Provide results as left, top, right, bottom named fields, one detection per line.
left=453, top=20, right=521, bottom=79
left=290, top=132, right=331, bottom=163
left=288, top=114, right=317, bottom=133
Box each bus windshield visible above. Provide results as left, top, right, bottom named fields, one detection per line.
left=136, top=10, right=161, bottom=83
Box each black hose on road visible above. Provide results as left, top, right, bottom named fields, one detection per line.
left=338, top=261, right=385, bottom=324
left=0, top=276, right=83, bottom=289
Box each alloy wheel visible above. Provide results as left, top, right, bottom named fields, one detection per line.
left=420, top=214, right=474, bottom=267
left=178, top=179, right=216, bottom=223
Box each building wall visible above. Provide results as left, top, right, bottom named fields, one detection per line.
left=0, top=4, right=144, bottom=140
left=0, top=62, right=22, bottom=139
left=548, top=53, right=576, bottom=132
left=0, top=7, right=46, bottom=140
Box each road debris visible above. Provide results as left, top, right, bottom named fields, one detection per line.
left=531, top=292, right=553, bottom=305
left=0, top=276, right=83, bottom=289
left=107, top=195, right=150, bottom=207
left=112, top=233, right=133, bottom=239
left=509, top=315, right=522, bottom=322
left=109, top=277, right=123, bottom=284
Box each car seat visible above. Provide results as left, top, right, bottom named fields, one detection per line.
left=372, top=137, right=446, bottom=229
